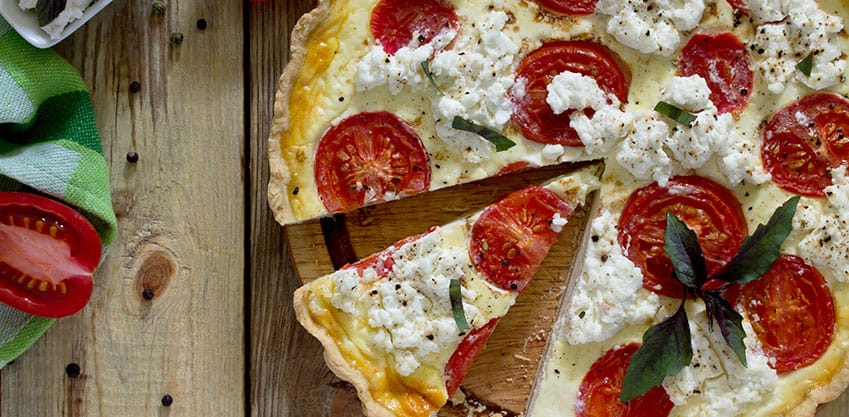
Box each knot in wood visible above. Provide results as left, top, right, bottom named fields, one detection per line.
left=135, top=252, right=175, bottom=300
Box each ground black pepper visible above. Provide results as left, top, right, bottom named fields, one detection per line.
left=126, top=151, right=140, bottom=163
left=161, top=394, right=173, bottom=407
left=129, top=81, right=141, bottom=93
left=65, top=363, right=81, bottom=378
left=196, top=18, right=208, bottom=30
left=142, top=288, right=155, bottom=300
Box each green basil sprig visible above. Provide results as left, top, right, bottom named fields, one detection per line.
left=452, top=116, right=516, bottom=152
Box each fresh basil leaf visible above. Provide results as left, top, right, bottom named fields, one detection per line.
left=797, top=53, right=814, bottom=77
left=664, top=212, right=708, bottom=290
left=713, top=196, right=799, bottom=285
left=421, top=61, right=444, bottom=95
left=654, top=101, right=697, bottom=126
left=452, top=116, right=516, bottom=152
left=36, top=0, right=67, bottom=26
left=621, top=302, right=692, bottom=403
left=449, top=278, right=470, bottom=334
left=703, top=291, right=747, bottom=366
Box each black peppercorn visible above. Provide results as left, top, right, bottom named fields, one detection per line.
left=126, top=151, right=139, bottom=163
left=65, top=362, right=81, bottom=378
left=196, top=18, right=207, bottom=30
left=152, top=1, right=166, bottom=15
left=142, top=288, right=155, bottom=300
left=170, top=32, right=184, bottom=45
left=129, top=81, right=141, bottom=93
left=161, top=394, right=173, bottom=407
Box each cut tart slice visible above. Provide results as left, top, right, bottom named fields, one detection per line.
left=293, top=165, right=600, bottom=417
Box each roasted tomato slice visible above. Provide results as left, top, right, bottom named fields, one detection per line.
left=315, top=112, right=431, bottom=214
left=762, top=93, right=849, bottom=197
left=469, top=185, right=572, bottom=292
left=618, top=176, right=747, bottom=298
left=532, top=0, right=598, bottom=15
left=510, top=41, right=630, bottom=146
left=679, top=32, right=753, bottom=114
left=0, top=192, right=100, bottom=318
left=576, top=343, right=674, bottom=417
left=341, top=228, right=433, bottom=278
left=370, top=0, right=459, bottom=55
left=727, top=254, right=835, bottom=373
left=443, top=318, right=499, bottom=397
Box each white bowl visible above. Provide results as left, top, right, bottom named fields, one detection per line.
left=0, top=0, right=112, bottom=48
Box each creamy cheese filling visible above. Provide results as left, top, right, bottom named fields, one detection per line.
left=330, top=227, right=515, bottom=377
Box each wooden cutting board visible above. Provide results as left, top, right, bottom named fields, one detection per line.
left=286, top=163, right=599, bottom=416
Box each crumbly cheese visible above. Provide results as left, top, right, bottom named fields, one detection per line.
left=550, top=212, right=568, bottom=233
left=331, top=227, right=515, bottom=376
left=744, top=0, right=786, bottom=23
left=662, top=305, right=778, bottom=417
left=546, top=71, right=613, bottom=115
left=616, top=112, right=675, bottom=185
left=596, top=0, right=707, bottom=56
left=429, top=10, right=520, bottom=163
left=355, top=30, right=457, bottom=95
left=563, top=208, right=661, bottom=344
left=794, top=165, right=849, bottom=282
left=19, top=0, right=95, bottom=39
left=750, top=0, right=846, bottom=94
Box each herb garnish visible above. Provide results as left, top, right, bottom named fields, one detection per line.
left=620, top=196, right=800, bottom=403
left=654, top=101, right=698, bottom=126
left=421, top=61, right=444, bottom=95
left=797, top=53, right=814, bottom=77
left=449, top=278, right=470, bottom=333
left=452, top=116, right=516, bottom=152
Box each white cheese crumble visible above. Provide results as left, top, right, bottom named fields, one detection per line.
left=743, top=0, right=786, bottom=23
left=356, top=29, right=457, bottom=95
left=596, top=0, right=707, bottom=56
left=546, top=71, right=613, bottom=115
left=330, top=228, right=513, bottom=376
left=794, top=165, right=849, bottom=281
left=19, top=0, right=95, bottom=40
left=750, top=0, right=846, bottom=93
left=563, top=209, right=661, bottom=344
left=662, top=306, right=778, bottom=417
left=429, top=10, right=520, bottom=163
left=550, top=212, right=568, bottom=233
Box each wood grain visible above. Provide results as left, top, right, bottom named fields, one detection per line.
left=1, top=1, right=245, bottom=416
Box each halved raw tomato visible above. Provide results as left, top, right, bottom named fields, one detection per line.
left=618, top=176, right=747, bottom=298
left=0, top=192, right=101, bottom=318
left=469, top=185, right=573, bottom=292
left=576, top=343, right=674, bottom=417
left=314, top=112, right=431, bottom=214
left=370, top=0, right=459, bottom=55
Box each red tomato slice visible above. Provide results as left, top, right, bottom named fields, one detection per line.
left=443, top=318, right=498, bottom=398
left=370, top=0, right=459, bottom=55
left=469, top=185, right=573, bottom=292
left=731, top=254, right=835, bottom=373
left=0, top=192, right=100, bottom=318
left=618, top=176, right=747, bottom=298
left=679, top=32, right=753, bottom=114
left=576, top=343, right=674, bottom=417
left=532, top=0, right=598, bottom=15
left=510, top=41, right=630, bottom=146
left=762, top=93, right=849, bottom=197
left=315, top=112, right=431, bottom=214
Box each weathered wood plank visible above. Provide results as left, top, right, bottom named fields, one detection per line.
left=0, top=1, right=245, bottom=415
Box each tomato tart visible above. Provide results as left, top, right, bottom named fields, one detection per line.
left=270, top=0, right=849, bottom=415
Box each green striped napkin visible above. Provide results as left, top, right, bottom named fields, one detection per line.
left=0, top=19, right=117, bottom=368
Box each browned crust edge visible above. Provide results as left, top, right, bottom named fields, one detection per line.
left=267, top=0, right=332, bottom=227
left=293, top=284, right=396, bottom=417
left=787, top=350, right=849, bottom=417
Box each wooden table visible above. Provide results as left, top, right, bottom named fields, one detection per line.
left=2, top=1, right=849, bottom=416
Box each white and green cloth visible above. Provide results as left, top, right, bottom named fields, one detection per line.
left=0, top=19, right=116, bottom=367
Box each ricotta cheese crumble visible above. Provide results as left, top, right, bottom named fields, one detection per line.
left=595, top=0, right=708, bottom=56
left=794, top=165, right=849, bottom=282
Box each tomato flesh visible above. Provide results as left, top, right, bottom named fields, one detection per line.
left=761, top=93, right=849, bottom=197
left=469, top=185, right=572, bottom=292
left=679, top=32, right=753, bottom=114
left=532, top=0, right=598, bottom=15
left=510, top=41, right=630, bottom=146
left=370, top=0, right=458, bottom=55
left=0, top=192, right=100, bottom=318
left=315, top=112, right=431, bottom=214
left=732, top=254, right=835, bottom=373
left=342, top=228, right=433, bottom=278
left=618, top=176, right=747, bottom=298
left=444, top=318, right=498, bottom=397
left=576, top=343, right=674, bottom=417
